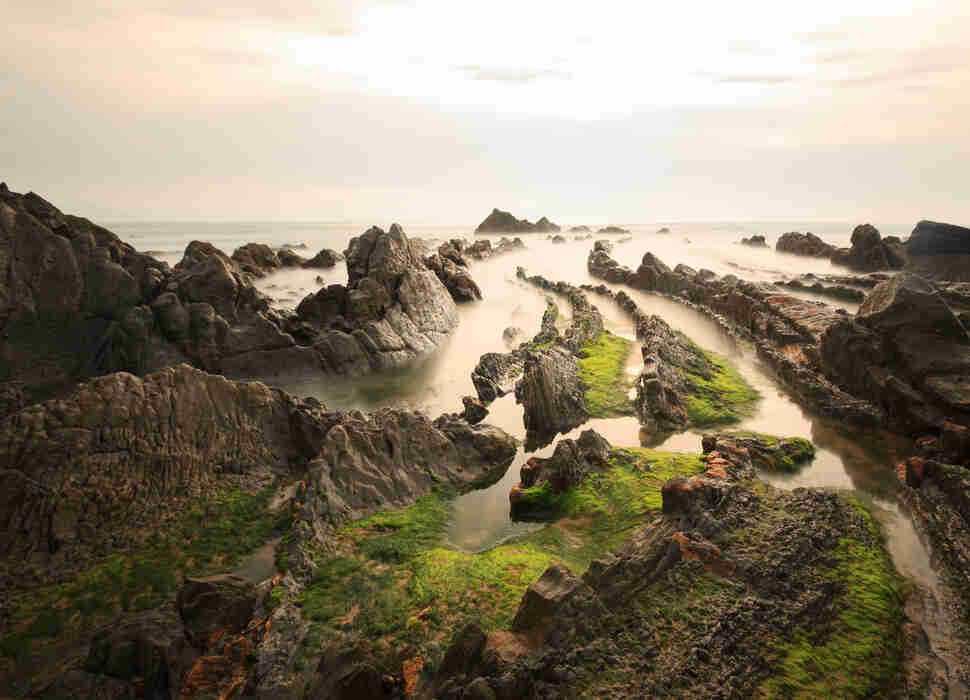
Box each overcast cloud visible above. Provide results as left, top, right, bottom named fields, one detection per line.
left=2, top=0, right=969, bottom=224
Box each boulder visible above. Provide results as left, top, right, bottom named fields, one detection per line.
left=775, top=231, right=837, bottom=258
left=177, top=574, right=258, bottom=650
left=598, top=225, right=630, bottom=234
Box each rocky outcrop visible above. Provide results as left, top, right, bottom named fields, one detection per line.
left=568, top=226, right=591, bottom=233
left=740, top=234, right=767, bottom=247
left=293, top=224, right=460, bottom=373
left=432, top=434, right=915, bottom=699
left=908, top=220, right=970, bottom=256
left=598, top=225, right=629, bottom=234
left=905, top=220, right=970, bottom=281
left=820, top=273, right=970, bottom=433
left=830, top=224, right=904, bottom=272
left=0, top=186, right=169, bottom=400
left=475, top=208, right=559, bottom=234
left=775, top=231, right=837, bottom=258
left=0, top=364, right=321, bottom=567
left=550, top=234, right=566, bottom=244
left=586, top=247, right=885, bottom=427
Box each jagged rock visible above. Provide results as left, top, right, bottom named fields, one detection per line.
left=740, top=235, right=767, bottom=247
left=514, top=347, right=588, bottom=448
left=177, top=574, right=257, bottom=650
left=294, top=224, right=460, bottom=372
left=776, top=231, right=837, bottom=258
left=593, top=240, right=613, bottom=254
left=830, top=224, right=904, bottom=272
left=303, top=248, right=343, bottom=269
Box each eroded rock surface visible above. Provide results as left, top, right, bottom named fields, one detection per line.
left=475, top=208, right=560, bottom=234
left=830, top=224, right=904, bottom=272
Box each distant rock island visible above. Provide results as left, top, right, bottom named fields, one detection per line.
left=598, top=225, right=630, bottom=234
left=475, top=208, right=561, bottom=234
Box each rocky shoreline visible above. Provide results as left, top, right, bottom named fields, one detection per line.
left=3, top=187, right=970, bottom=698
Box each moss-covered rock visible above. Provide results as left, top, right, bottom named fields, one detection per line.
left=578, top=331, right=634, bottom=418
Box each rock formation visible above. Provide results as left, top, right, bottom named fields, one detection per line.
left=598, top=225, right=629, bottom=234
left=292, top=223, right=461, bottom=373
left=905, top=220, right=970, bottom=281
left=475, top=208, right=560, bottom=234
left=775, top=231, right=837, bottom=258
left=740, top=234, right=767, bottom=247
left=830, top=224, right=904, bottom=272
left=302, top=247, right=344, bottom=269
left=820, top=273, right=970, bottom=433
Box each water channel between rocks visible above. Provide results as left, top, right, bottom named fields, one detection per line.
left=252, top=234, right=946, bottom=643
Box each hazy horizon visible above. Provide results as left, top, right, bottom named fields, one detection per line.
left=4, top=0, right=969, bottom=224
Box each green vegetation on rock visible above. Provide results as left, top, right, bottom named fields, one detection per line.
left=294, top=448, right=707, bottom=668
left=578, top=331, right=635, bottom=417
left=684, top=346, right=760, bottom=426
left=1, top=485, right=290, bottom=662
left=755, top=497, right=904, bottom=699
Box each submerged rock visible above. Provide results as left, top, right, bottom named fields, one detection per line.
left=740, top=234, right=767, bottom=247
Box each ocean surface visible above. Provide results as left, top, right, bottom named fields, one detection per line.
left=110, top=217, right=949, bottom=650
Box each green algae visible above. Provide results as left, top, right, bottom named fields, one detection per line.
left=756, top=497, right=904, bottom=699
left=578, top=331, right=635, bottom=418
left=295, top=448, right=708, bottom=665
left=1, top=484, right=290, bottom=661
left=683, top=346, right=759, bottom=426
left=723, top=431, right=816, bottom=473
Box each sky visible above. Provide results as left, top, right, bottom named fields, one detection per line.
left=2, top=0, right=969, bottom=224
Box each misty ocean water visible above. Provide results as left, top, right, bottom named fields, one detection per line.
left=113, top=218, right=938, bottom=597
